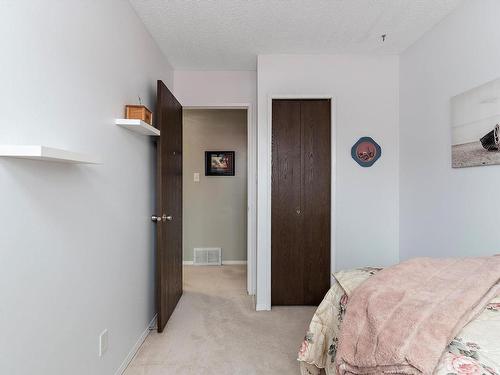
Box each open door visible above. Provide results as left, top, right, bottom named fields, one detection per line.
left=154, top=80, right=183, bottom=332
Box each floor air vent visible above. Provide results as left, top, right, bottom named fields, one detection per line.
left=193, top=248, right=222, bottom=266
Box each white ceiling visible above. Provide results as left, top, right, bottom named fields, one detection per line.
left=129, top=0, right=463, bottom=70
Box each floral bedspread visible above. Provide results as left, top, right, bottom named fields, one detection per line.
left=298, top=267, right=500, bottom=375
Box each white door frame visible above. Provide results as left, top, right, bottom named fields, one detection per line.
left=257, top=95, right=337, bottom=311
left=183, top=104, right=257, bottom=296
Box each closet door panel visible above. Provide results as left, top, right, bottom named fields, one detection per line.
left=301, top=100, right=331, bottom=305
left=271, top=100, right=304, bottom=305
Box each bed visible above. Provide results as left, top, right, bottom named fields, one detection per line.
left=297, top=267, right=500, bottom=375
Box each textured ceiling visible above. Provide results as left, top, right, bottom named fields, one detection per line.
left=129, top=0, right=463, bottom=70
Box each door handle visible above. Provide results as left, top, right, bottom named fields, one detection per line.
left=151, top=215, right=162, bottom=222
left=162, top=214, right=173, bottom=222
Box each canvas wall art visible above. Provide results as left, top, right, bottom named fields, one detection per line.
left=451, top=77, right=500, bottom=168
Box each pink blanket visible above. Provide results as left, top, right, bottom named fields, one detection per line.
left=336, top=257, right=500, bottom=375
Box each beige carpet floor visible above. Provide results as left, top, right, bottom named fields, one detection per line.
left=124, top=265, right=316, bottom=375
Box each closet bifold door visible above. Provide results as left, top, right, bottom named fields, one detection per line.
left=271, top=99, right=331, bottom=306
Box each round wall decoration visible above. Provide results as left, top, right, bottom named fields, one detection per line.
left=351, top=137, right=381, bottom=167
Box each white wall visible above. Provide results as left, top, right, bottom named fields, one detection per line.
left=257, top=55, right=400, bottom=309
left=399, top=0, right=500, bottom=260
left=0, top=1, right=173, bottom=374
left=173, top=70, right=257, bottom=294
left=173, top=71, right=256, bottom=108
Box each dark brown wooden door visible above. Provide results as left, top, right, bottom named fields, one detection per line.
left=271, top=99, right=331, bottom=306
left=156, top=80, right=183, bottom=332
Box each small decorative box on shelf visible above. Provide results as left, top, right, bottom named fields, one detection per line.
left=125, top=105, right=153, bottom=125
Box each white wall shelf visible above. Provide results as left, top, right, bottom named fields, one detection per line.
left=114, top=119, right=160, bottom=136
left=0, top=145, right=100, bottom=164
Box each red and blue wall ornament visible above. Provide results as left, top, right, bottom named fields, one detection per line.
left=351, top=137, right=381, bottom=167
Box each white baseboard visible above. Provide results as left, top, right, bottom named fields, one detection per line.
left=183, top=260, right=247, bottom=265
left=256, top=303, right=271, bottom=311
left=222, top=260, right=247, bottom=265
left=114, top=314, right=157, bottom=375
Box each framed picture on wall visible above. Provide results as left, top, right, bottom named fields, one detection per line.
left=451, top=77, right=500, bottom=168
left=205, top=151, right=235, bottom=176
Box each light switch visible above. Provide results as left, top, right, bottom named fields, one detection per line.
left=193, top=172, right=200, bottom=182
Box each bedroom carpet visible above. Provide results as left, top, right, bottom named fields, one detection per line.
left=124, top=265, right=316, bottom=375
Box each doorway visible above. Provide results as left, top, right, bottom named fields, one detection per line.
left=271, top=99, right=331, bottom=306
left=182, top=109, right=249, bottom=274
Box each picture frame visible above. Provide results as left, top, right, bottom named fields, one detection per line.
left=205, top=151, right=235, bottom=176
left=451, top=77, right=500, bottom=168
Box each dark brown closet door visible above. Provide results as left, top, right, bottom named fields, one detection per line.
left=271, top=99, right=331, bottom=306
left=156, top=80, right=183, bottom=332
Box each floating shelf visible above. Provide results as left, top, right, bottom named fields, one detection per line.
left=0, top=145, right=100, bottom=164
left=114, top=119, right=160, bottom=136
